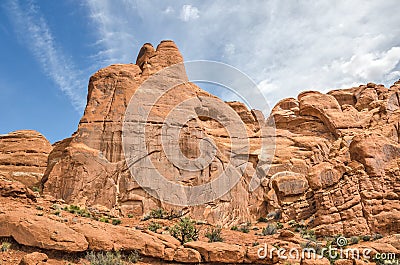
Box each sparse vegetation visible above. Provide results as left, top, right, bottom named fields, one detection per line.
left=350, top=236, right=360, bottom=245
left=1, top=241, right=11, bottom=252
left=32, top=186, right=41, bottom=192
left=205, top=226, right=223, bottom=242
left=148, top=222, right=161, bottom=232
left=257, top=216, right=268, bottom=223
left=127, top=214, right=134, bottom=218
left=372, top=233, right=383, bottom=240
left=112, top=219, right=122, bottom=226
left=99, top=217, right=109, bottom=223
left=230, top=225, right=238, bottom=231
left=301, top=229, right=316, bottom=241
left=362, top=235, right=371, bottom=241
left=238, top=222, right=250, bottom=233
left=144, top=208, right=167, bottom=220
left=170, top=217, right=199, bottom=244
left=85, top=250, right=140, bottom=265
left=262, top=223, right=277, bottom=235
left=143, top=208, right=186, bottom=221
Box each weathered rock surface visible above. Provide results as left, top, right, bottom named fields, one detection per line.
left=19, top=252, right=48, bottom=265
left=269, top=81, right=400, bottom=236
left=40, top=40, right=400, bottom=239
left=42, top=40, right=266, bottom=226
left=0, top=130, right=52, bottom=188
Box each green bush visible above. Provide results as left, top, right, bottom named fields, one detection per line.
left=170, top=217, right=199, bottom=244
left=350, top=236, right=360, bottom=245
left=262, top=223, right=277, bottom=235
left=112, top=219, right=122, bottom=226
left=205, top=226, right=223, bottom=242
left=257, top=216, right=268, bottom=223
left=148, top=222, right=162, bottom=232
left=1, top=242, right=11, bottom=252
left=362, top=235, right=371, bottom=241
left=276, top=222, right=283, bottom=229
left=230, top=225, right=238, bottom=231
left=144, top=208, right=167, bottom=220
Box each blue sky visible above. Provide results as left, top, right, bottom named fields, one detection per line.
left=1, top=0, right=400, bottom=143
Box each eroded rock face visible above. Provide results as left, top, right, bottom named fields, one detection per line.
left=0, top=130, right=52, bottom=188
left=41, top=39, right=400, bottom=236
left=42, top=41, right=266, bottom=226
left=269, top=81, right=400, bottom=236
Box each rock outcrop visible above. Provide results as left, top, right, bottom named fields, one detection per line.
left=0, top=130, right=52, bottom=188
left=42, top=40, right=266, bottom=226
left=41, top=40, right=400, bottom=238
left=269, top=81, right=400, bottom=236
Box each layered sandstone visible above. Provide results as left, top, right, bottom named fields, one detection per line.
left=41, top=40, right=400, bottom=237
left=42, top=40, right=266, bottom=226
left=268, top=81, right=400, bottom=236
left=0, top=130, right=52, bottom=188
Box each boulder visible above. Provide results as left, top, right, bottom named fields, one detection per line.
left=0, top=130, right=52, bottom=188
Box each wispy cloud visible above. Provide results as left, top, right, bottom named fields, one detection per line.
left=180, top=5, right=199, bottom=22
left=5, top=0, right=86, bottom=112
left=84, top=0, right=400, bottom=108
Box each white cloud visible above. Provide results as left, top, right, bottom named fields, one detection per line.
left=336, top=47, right=400, bottom=80
left=179, top=5, right=199, bottom=22
left=84, top=0, right=400, bottom=108
left=6, top=0, right=86, bottom=112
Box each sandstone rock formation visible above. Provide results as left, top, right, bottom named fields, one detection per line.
left=41, top=40, right=400, bottom=239
left=0, top=130, right=52, bottom=188
left=42, top=40, right=267, bottom=226
left=269, top=81, right=400, bottom=236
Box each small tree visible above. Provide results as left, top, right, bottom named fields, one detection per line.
left=170, top=217, right=199, bottom=244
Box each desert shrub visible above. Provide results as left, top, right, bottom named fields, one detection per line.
left=148, top=222, right=161, bottom=232
left=372, top=233, right=383, bottom=240
left=301, top=229, right=316, bottom=241
left=144, top=208, right=167, bottom=220
left=112, top=219, right=122, bottom=226
left=276, top=222, right=283, bottom=229
left=350, top=236, right=360, bottom=245
left=1, top=241, right=11, bottom=252
left=127, top=214, right=134, bottom=218
left=126, top=250, right=141, bottom=263
left=362, top=235, right=371, bottom=241
left=230, top=225, right=238, bottom=231
left=257, top=216, right=268, bottom=223
left=86, top=251, right=124, bottom=265
left=99, top=217, right=109, bottom=223
left=262, top=223, right=277, bottom=236
left=205, top=226, right=223, bottom=242
left=170, top=217, right=199, bottom=244
left=239, top=223, right=250, bottom=233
